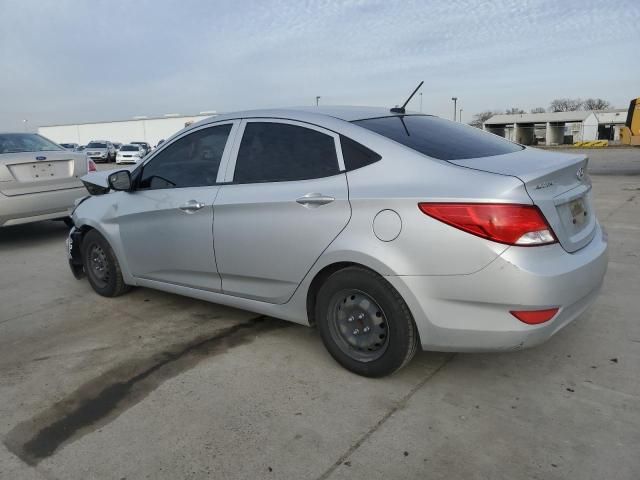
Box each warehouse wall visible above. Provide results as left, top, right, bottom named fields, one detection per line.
left=38, top=115, right=213, bottom=146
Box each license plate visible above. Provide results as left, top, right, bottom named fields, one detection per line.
left=31, top=162, right=55, bottom=179
left=569, top=198, right=586, bottom=226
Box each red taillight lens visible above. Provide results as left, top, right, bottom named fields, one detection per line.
left=510, top=308, right=559, bottom=324
left=418, top=203, right=557, bottom=246
left=87, top=159, right=97, bottom=172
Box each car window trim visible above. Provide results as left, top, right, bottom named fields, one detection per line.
left=132, top=120, right=240, bottom=190
left=222, top=118, right=345, bottom=184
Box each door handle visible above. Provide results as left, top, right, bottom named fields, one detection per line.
left=296, top=193, right=335, bottom=207
left=179, top=200, right=206, bottom=213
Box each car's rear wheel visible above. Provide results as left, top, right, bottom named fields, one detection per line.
left=315, top=267, right=419, bottom=377
left=82, top=230, right=131, bottom=297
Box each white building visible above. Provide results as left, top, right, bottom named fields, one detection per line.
left=38, top=112, right=218, bottom=147
left=483, top=111, right=599, bottom=145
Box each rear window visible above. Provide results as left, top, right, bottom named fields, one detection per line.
left=353, top=115, right=523, bottom=160
left=87, top=142, right=107, bottom=148
left=120, top=145, right=139, bottom=151
left=0, top=134, right=63, bottom=154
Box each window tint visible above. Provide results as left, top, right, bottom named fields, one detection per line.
left=138, top=124, right=231, bottom=189
left=353, top=115, right=523, bottom=160
left=340, top=135, right=381, bottom=170
left=234, top=122, right=339, bottom=183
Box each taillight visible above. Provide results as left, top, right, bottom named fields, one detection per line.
left=510, top=308, right=559, bottom=324
left=87, top=159, right=97, bottom=172
left=418, top=203, right=557, bottom=246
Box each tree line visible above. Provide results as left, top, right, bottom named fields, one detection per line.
left=470, top=98, right=613, bottom=128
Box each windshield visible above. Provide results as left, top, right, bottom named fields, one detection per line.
left=353, top=115, right=523, bottom=160
left=87, top=142, right=107, bottom=148
left=120, top=145, right=140, bottom=152
left=0, top=133, right=64, bottom=154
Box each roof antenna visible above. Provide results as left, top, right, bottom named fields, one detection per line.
left=390, top=81, right=424, bottom=114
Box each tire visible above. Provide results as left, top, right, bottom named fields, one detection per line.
left=81, top=229, right=131, bottom=297
left=315, top=266, right=419, bottom=377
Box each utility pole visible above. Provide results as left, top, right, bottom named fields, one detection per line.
left=459, top=108, right=463, bottom=123
left=419, top=92, right=423, bottom=112
left=316, top=96, right=321, bottom=107
left=451, top=97, right=458, bottom=122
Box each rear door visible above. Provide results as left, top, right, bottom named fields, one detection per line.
left=213, top=119, right=351, bottom=304
left=0, top=134, right=86, bottom=196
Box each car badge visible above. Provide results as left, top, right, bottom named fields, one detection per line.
left=36, top=156, right=47, bottom=161
left=576, top=167, right=585, bottom=181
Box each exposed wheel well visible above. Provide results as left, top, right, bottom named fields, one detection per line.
left=306, top=262, right=379, bottom=327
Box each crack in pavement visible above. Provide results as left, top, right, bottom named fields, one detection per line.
left=314, top=353, right=456, bottom=480
left=4, top=316, right=289, bottom=466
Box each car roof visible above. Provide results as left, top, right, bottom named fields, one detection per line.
left=189, top=106, right=422, bottom=129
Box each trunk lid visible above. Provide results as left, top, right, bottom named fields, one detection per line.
left=0, top=151, right=87, bottom=196
left=449, top=147, right=595, bottom=252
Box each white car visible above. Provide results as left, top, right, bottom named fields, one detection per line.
left=116, top=144, right=145, bottom=164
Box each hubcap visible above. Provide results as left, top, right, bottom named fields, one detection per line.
left=87, top=243, right=109, bottom=288
left=328, top=289, right=389, bottom=362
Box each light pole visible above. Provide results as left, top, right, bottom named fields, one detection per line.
left=419, top=92, right=423, bottom=112
left=316, top=96, right=321, bottom=107
left=459, top=108, right=463, bottom=123
left=451, top=97, right=458, bottom=122
left=22, top=119, right=28, bottom=132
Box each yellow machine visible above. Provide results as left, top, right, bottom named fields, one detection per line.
left=620, top=97, right=640, bottom=146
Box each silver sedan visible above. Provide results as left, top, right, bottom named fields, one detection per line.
left=67, top=107, right=608, bottom=377
left=0, top=133, right=91, bottom=227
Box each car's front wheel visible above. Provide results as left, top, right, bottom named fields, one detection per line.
left=82, top=229, right=131, bottom=297
left=315, top=267, right=419, bottom=377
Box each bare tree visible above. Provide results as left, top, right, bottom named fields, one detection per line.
left=470, top=110, right=499, bottom=129
left=549, top=98, right=583, bottom=112
left=531, top=107, right=546, bottom=113
left=505, top=107, right=525, bottom=115
left=583, top=98, right=612, bottom=110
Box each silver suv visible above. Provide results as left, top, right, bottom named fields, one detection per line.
left=85, top=140, right=116, bottom=163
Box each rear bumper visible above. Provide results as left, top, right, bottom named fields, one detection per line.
left=0, top=186, right=87, bottom=227
left=387, top=223, right=608, bottom=352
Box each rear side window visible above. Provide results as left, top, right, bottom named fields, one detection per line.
left=138, top=124, right=231, bottom=189
left=340, top=135, right=381, bottom=170
left=353, top=115, right=523, bottom=160
left=234, top=122, right=339, bottom=183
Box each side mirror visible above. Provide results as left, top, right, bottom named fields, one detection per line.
left=108, top=170, right=132, bottom=191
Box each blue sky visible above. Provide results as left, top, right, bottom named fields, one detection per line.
left=1, top=0, right=638, bottom=130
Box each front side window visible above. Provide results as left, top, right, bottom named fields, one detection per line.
left=233, top=122, right=339, bottom=184
left=0, top=134, right=63, bottom=154
left=353, top=115, right=523, bottom=161
left=138, top=124, right=232, bottom=189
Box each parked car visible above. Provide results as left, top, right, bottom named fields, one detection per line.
left=130, top=141, right=151, bottom=156
left=0, top=133, right=91, bottom=227
left=85, top=141, right=117, bottom=163
left=116, top=144, right=145, bottom=164
left=60, top=143, right=79, bottom=151
left=67, top=107, right=608, bottom=377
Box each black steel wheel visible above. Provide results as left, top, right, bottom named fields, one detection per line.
left=316, top=266, right=419, bottom=377
left=81, top=229, right=131, bottom=297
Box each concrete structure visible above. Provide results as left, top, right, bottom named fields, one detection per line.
left=593, top=109, right=628, bottom=141
left=38, top=112, right=218, bottom=147
left=484, top=111, right=599, bottom=146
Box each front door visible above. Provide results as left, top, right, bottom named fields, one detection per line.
left=214, top=119, right=351, bottom=304
left=118, top=121, right=237, bottom=291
